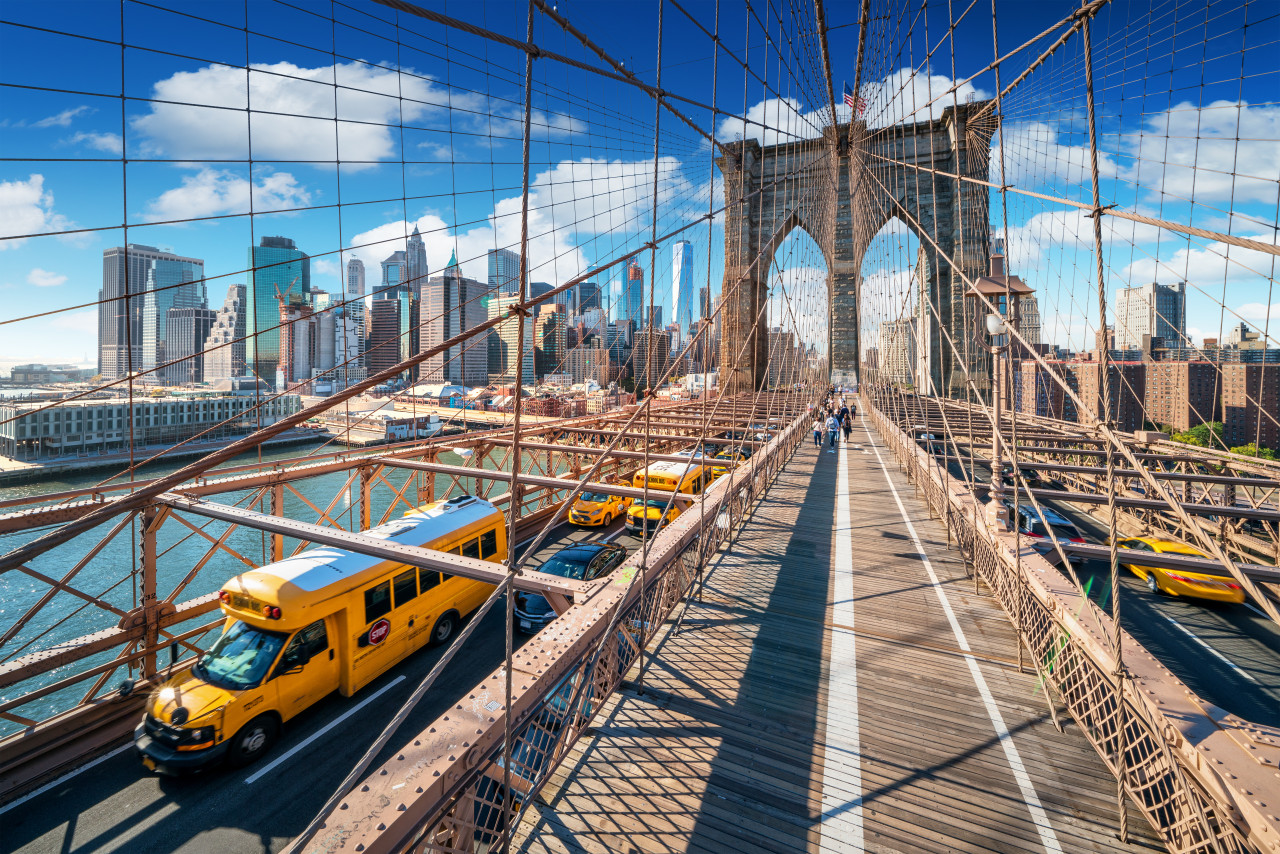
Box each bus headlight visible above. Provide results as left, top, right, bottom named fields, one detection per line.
left=176, top=725, right=217, bottom=751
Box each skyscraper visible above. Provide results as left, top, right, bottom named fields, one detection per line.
left=1115, top=281, right=1186, bottom=350
left=333, top=300, right=366, bottom=390
left=377, top=250, right=407, bottom=300
left=699, top=285, right=712, bottom=322
left=202, top=284, right=247, bottom=382
left=536, top=304, right=567, bottom=378
left=163, top=307, right=216, bottom=384
left=578, top=281, right=602, bottom=313
left=671, top=240, right=694, bottom=344
left=405, top=226, right=428, bottom=292
left=346, top=257, right=365, bottom=297
left=140, top=252, right=206, bottom=378
left=488, top=292, right=536, bottom=384
left=488, top=247, right=521, bottom=296
left=246, top=236, right=310, bottom=387
left=421, top=251, right=488, bottom=386
left=99, top=245, right=204, bottom=381
left=625, top=257, right=645, bottom=327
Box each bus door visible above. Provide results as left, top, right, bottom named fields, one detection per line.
left=270, top=616, right=339, bottom=720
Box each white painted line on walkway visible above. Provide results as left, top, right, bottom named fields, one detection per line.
left=1160, top=615, right=1260, bottom=685
left=245, top=675, right=407, bottom=785
left=818, top=442, right=865, bottom=849
left=862, top=416, right=1064, bottom=854
left=0, top=743, right=133, bottom=817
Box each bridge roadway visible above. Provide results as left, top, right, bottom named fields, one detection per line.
left=0, top=520, right=642, bottom=854
left=513, top=415, right=1161, bottom=853
left=949, top=457, right=1280, bottom=726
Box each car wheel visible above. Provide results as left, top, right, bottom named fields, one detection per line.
left=1146, top=573, right=1161, bottom=595
left=229, top=715, right=278, bottom=767
left=430, top=611, right=458, bottom=646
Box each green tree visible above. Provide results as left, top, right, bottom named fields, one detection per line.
left=1170, top=431, right=1205, bottom=447
left=1183, top=421, right=1225, bottom=449
left=1229, top=443, right=1278, bottom=460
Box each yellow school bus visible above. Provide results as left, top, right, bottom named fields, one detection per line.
left=133, top=494, right=504, bottom=774
left=625, top=459, right=703, bottom=534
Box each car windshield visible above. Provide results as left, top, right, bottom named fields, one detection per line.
left=579, top=492, right=610, bottom=503
left=193, top=620, right=288, bottom=691
left=643, top=499, right=670, bottom=510
left=538, top=554, right=592, bottom=580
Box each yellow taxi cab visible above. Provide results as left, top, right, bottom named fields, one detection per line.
left=568, top=489, right=626, bottom=527
left=1117, top=536, right=1245, bottom=604
left=625, top=496, right=691, bottom=534
left=624, top=459, right=703, bottom=535
left=709, top=449, right=745, bottom=482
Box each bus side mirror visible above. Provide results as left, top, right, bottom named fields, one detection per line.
left=118, top=678, right=135, bottom=698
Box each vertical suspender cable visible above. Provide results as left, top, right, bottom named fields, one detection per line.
left=502, top=2, right=538, bottom=849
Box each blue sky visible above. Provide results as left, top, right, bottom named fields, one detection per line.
left=0, top=0, right=1276, bottom=373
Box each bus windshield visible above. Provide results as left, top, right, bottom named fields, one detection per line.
left=193, top=620, right=288, bottom=691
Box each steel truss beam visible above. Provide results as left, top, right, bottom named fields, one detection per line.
left=156, top=494, right=596, bottom=601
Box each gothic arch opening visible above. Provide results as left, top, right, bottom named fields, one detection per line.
left=766, top=227, right=828, bottom=387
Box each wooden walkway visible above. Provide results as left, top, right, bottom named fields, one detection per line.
left=514, top=416, right=1163, bottom=853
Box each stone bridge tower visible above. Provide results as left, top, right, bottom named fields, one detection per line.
left=717, top=102, right=996, bottom=396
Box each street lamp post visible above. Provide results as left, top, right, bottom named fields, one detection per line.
left=984, top=312, right=1011, bottom=532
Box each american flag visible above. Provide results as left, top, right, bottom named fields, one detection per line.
left=843, top=82, right=867, bottom=117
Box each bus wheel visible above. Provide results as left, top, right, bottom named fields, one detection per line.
left=229, top=715, right=278, bottom=767
left=429, top=612, right=459, bottom=646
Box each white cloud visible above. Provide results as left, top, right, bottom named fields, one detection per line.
left=1125, top=100, right=1280, bottom=204
left=129, top=61, right=580, bottom=169
left=1235, top=302, right=1280, bottom=323
left=68, top=131, right=123, bottom=154
left=992, top=121, right=1120, bottom=188
left=50, top=310, right=96, bottom=333
left=144, top=168, right=311, bottom=222
left=0, top=174, right=72, bottom=249
left=1122, top=233, right=1280, bottom=286
left=768, top=265, right=828, bottom=334
left=717, top=97, right=828, bottom=146
left=33, top=106, right=91, bottom=128
left=348, top=155, right=693, bottom=296
left=859, top=67, right=990, bottom=129
left=27, top=268, right=66, bottom=287
left=718, top=68, right=989, bottom=148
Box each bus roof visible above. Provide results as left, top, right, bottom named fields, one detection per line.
left=639, top=459, right=701, bottom=478
left=235, top=496, right=500, bottom=595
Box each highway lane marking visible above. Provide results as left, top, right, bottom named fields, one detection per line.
left=1159, top=614, right=1261, bottom=686
left=0, top=743, right=134, bottom=817
left=245, top=675, right=408, bottom=785
left=818, top=441, right=865, bottom=847
left=1243, top=602, right=1269, bottom=620
left=862, top=416, right=1064, bottom=854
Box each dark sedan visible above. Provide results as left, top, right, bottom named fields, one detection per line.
left=514, top=541, right=628, bottom=633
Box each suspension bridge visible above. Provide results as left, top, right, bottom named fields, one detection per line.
left=0, top=1, right=1277, bottom=853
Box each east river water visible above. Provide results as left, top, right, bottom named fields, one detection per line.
left=0, top=438, right=509, bottom=733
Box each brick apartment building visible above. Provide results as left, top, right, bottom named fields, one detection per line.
left=1222, top=363, right=1280, bottom=449
left=1145, top=361, right=1220, bottom=432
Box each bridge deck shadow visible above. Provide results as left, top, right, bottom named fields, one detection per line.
left=514, top=426, right=1162, bottom=853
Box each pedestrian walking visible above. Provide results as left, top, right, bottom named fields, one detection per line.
left=813, top=418, right=823, bottom=449
left=825, top=413, right=839, bottom=453
left=842, top=412, right=853, bottom=443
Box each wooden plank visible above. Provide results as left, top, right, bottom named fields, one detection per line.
left=517, top=437, right=1161, bottom=853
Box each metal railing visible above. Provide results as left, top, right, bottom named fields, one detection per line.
left=864, top=387, right=1280, bottom=854
left=299, top=408, right=810, bottom=853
